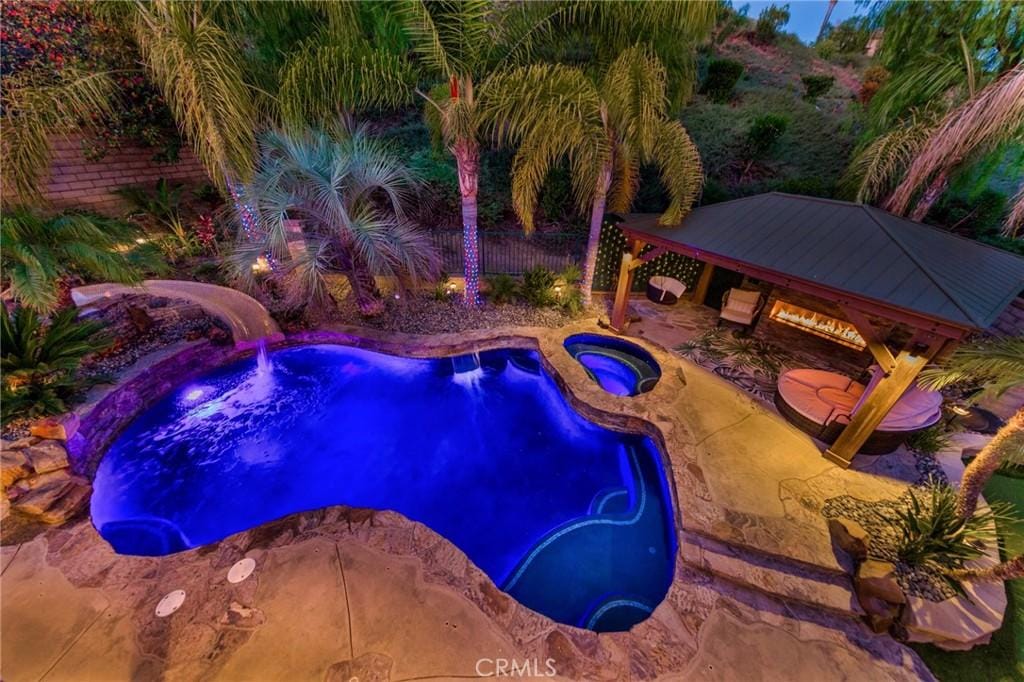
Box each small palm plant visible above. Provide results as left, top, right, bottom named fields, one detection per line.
left=1, top=207, right=166, bottom=313
left=231, top=126, right=439, bottom=316
left=1, top=307, right=111, bottom=424
left=482, top=44, right=704, bottom=305
left=891, top=481, right=1013, bottom=594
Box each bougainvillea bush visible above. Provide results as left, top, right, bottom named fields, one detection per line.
left=1, top=0, right=180, bottom=160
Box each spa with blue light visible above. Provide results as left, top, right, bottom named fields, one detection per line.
left=91, top=344, right=677, bottom=632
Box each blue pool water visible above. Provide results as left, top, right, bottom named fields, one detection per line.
left=564, top=334, right=662, bottom=397
left=91, top=345, right=676, bottom=632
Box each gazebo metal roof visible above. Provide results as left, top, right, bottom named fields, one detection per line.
left=619, top=193, right=1024, bottom=334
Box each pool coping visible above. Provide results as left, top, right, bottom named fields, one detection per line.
left=66, top=320, right=876, bottom=676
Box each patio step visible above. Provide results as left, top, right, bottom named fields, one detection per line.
left=681, top=530, right=863, bottom=617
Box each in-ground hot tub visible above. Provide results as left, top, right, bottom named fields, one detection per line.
left=91, top=344, right=676, bottom=632
left=564, top=334, right=662, bottom=397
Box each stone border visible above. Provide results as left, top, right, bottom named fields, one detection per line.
left=67, top=321, right=877, bottom=676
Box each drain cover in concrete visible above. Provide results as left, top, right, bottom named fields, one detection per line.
left=227, top=557, right=256, bottom=584
left=155, top=589, right=186, bottom=617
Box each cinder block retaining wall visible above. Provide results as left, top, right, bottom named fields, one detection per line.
left=32, top=135, right=208, bottom=214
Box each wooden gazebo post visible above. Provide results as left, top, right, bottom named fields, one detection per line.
left=823, top=307, right=953, bottom=467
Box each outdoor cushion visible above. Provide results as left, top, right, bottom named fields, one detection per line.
left=646, top=276, right=687, bottom=304
left=778, top=367, right=943, bottom=432
left=729, top=289, right=761, bottom=306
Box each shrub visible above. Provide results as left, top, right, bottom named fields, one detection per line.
left=521, top=266, right=556, bottom=307
left=859, top=65, right=889, bottom=105
left=746, top=114, right=789, bottom=158
left=1, top=306, right=111, bottom=424
left=905, top=426, right=952, bottom=455
left=487, top=274, right=518, bottom=305
left=754, top=4, right=790, bottom=45
left=801, top=74, right=834, bottom=101
left=559, top=264, right=582, bottom=285
left=893, top=481, right=1014, bottom=593
left=433, top=272, right=454, bottom=301
left=702, top=59, right=745, bottom=103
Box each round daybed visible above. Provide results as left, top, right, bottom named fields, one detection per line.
left=774, top=367, right=943, bottom=455
left=646, top=276, right=687, bottom=305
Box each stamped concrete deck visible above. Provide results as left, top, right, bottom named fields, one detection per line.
left=1, top=316, right=940, bottom=681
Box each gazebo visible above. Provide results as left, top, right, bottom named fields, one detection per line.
left=609, top=193, right=1024, bottom=467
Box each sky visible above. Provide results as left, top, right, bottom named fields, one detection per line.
left=737, top=1, right=867, bottom=44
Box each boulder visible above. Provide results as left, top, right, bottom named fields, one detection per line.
left=1, top=448, right=31, bottom=488
left=828, top=517, right=869, bottom=562
left=855, top=559, right=906, bottom=605
left=37, top=480, right=91, bottom=524
left=22, top=440, right=69, bottom=474
left=29, top=413, right=80, bottom=441
left=859, top=594, right=902, bottom=633
left=12, top=478, right=75, bottom=517
left=12, top=469, right=71, bottom=495
left=126, top=304, right=155, bottom=333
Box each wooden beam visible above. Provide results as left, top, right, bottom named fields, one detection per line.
left=609, top=239, right=645, bottom=332
left=823, top=339, right=942, bottom=468
left=839, top=304, right=896, bottom=371
left=693, top=263, right=714, bottom=305
left=630, top=246, right=669, bottom=269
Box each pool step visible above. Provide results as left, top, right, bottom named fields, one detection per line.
left=680, top=530, right=863, bottom=617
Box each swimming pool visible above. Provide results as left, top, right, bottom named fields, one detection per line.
left=564, top=334, right=662, bottom=397
left=91, top=344, right=676, bottom=632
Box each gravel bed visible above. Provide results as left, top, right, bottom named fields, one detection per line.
left=822, top=453, right=957, bottom=602
left=320, top=293, right=591, bottom=334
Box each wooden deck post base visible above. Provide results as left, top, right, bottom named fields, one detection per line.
left=609, top=239, right=644, bottom=332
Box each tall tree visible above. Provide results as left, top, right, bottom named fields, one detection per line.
left=483, top=45, right=703, bottom=304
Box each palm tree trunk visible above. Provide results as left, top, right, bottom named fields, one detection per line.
left=453, top=138, right=481, bottom=306
left=956, top=408, right=1024, bottom=519
left=580, top=163, right=613, bottom=306
left=949, top=554, right=1024, bottom=582
left=342, top=249, right=385, bottom=317
left=908, top=171, right=949, bottom=221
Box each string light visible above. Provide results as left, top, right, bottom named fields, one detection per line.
left=462, top=222, right=481, bottom=305
left=230, top=182, right=279, bottom=273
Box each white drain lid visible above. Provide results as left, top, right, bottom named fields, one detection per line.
left=155, top=589, right=186, bottom=617
left=227, top=557, right=256, bottom=584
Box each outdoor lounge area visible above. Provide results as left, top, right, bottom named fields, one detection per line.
left=3, top=2, right=1024, bottom=682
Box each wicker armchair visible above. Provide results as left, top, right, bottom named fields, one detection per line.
left=717, top=288, right=765, bottom=333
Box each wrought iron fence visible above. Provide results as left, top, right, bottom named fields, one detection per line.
left=429, top=230, right=584, bottom=275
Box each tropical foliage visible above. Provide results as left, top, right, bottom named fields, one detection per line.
left=483, top=45, right=704, bottom=303
left=1, top=306, right=111, bottom=424
left=230, top=126, right=439, bottom=315
left=1, top=207, right=165, bottom=313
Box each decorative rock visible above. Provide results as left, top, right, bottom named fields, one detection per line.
left=852, top=559, right=909, bottom=633
left=12, top=478, right=76, bottom=517
left=1, top=448, right=31, bottom=488
left=127, top=305, right=156, bottom=333
left=12, top=469, right=72, bottom=495
left=21, top=440, right=69, bottom=474
left=827, top=517, right=869, bottom=562
left=36, top=479, right=90, bottom=524
left=29, top=414, right=80, bottom=442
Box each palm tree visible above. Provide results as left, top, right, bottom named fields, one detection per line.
left=483, top=45, right=703, bottom=304
left=918, top=336, right=1024, bottom=520
left=1, top=207, right=165, bottom=313
left=280, top=1, right=715, bottom=306
left=232, top=126, right=439, bottom=315
left=886, top=63, right=1024, bottom=221
left=130, top=0, right=258, bottom=191
left=1, top=69, right=114, bottom=200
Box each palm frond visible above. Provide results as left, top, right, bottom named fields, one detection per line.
left=1, top=70, right=114, bottom=199
left=841, top=115, right=934, bottom=203
left=1003, top=182, right=1024, bottom=239
left=918, top=336, right=1024, bottom=398
left=650, top=119, right=703, bottom=225
left=888, top=64, right=1024, bottom=215
left=133, top=0, right=257, bottom=186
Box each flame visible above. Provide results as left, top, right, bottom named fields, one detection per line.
left=768, top=301, right=866, bottom=350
